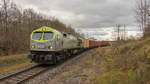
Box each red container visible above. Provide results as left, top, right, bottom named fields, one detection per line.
left=89, top=40, right=94, bottom=47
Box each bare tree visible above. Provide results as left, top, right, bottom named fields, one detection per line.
left=112, top=24, right=127, bottom=41
left=135, top=0, right=150, bottom=32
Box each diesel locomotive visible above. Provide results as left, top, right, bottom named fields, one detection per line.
left=28, top=26, right=110, bottom=64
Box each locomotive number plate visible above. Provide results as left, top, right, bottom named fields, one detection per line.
left=38, top=45, right=45, bottom=49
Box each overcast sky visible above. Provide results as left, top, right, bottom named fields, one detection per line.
left=13, top=0, right=136, bottom=28
left=12, top=0, right=140, bottom=40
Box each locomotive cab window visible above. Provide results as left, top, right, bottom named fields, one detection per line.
left=43, top=32, right=53, bottom=40
left=32, top=32, right=43, bottom=40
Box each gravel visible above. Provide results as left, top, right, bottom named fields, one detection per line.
left=23, top=48, right=101, bottom=84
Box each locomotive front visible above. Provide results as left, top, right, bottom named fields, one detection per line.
left=30, top=28, right=55, bottom=51
left=28, top=26, right=62, bottom=64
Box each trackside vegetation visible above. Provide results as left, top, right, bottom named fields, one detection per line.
left=0, top=54, right=35, bottom=75
left=94, top=38, right=150, bottom=84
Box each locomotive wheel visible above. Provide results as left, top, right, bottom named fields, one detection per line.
left=52, top=54, right=57, bottom=64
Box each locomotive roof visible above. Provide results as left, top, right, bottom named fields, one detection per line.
left=33, top=26, right=61, bottom=34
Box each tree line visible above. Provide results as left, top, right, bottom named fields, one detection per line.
left=0, top=0, right=79, bottom=55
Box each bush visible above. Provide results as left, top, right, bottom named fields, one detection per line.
left=94, top=38, right=150, bottom=84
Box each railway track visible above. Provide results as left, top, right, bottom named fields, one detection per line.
left=0, top=64, right=50, bottom=84
left=0, top=49, right=92, bottom=84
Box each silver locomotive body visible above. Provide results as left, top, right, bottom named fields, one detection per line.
left=29, top=26, right=83, bottom=64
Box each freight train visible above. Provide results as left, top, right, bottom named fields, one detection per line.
left=28, top=26, right=110, bottom=64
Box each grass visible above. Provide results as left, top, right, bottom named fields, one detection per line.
left=0, top=54, right=35, bottom=75
left=94, top=38, right=150, bottom=84
left=79, top=73, right=88, bottom=77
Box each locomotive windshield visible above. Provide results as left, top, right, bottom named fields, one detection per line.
left=32, top=32, right=42, bottom=40
left=43, top=32, right=53, bottom=40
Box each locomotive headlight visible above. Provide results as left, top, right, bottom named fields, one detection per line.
left=50, top=46, right=53, bottom=49
left=49, top=46, right=53, bottom=49
left=31, top=45, right=35, bottom=48
left=42, top=28, right=46, bottom=31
